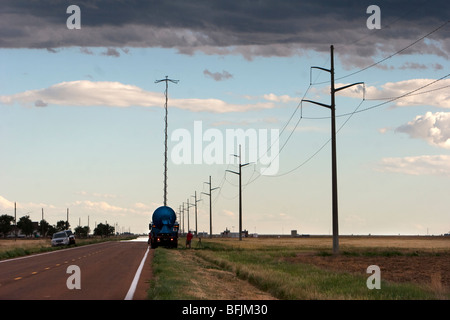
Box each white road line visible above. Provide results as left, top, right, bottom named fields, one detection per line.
left=124, top=246, right=149, bottom=300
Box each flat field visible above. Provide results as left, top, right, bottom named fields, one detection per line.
left=0, top=236, right=134, bottom=260
left=149, top=235, right=450, bottom=300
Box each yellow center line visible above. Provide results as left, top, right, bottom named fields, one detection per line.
left=31, top=272, right=38, bottom=275
left=14, top=277, right=22, bottom=280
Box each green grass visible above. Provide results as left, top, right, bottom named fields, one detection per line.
left=148, top=239, right=448, bottom=300
left=147, top=248, right=200, bottom=300
left=196, top=249, right=436, bottom=300
left=0, top=236, right=136, bottom=260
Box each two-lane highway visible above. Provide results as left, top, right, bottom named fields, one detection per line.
left=0, top=238, right=151, bottom=300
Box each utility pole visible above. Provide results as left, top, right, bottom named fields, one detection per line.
left=41, top=208, right=44, bottom=237
left=226, top=145, right=250, bottom=241
left=155, top=76, right=179, bottom=207
left=302, top=45, right=363, bottom=255
left=202, top=175, right=219, bottom=238
left=186, top=199, right=190, bottom=233
left=181, top=202, right=185, bottom=235
left=178, top=205, right=182, bottom=236
left=191, top=191, right=202, bottom=236
left=66, top=208, right=69, bottom=230
left=14, top=202, right=17, bottom=241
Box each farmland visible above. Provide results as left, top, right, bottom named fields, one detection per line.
left=0, top=236, right=135, bottom=260
left=148, top=235, right=450, bottom=300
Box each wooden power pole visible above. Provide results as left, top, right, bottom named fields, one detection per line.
left=302, top=45, right=363, bottom=255
left=226, top=145, right=250, bottom=241
left=202, top=175, right=219, bottom=238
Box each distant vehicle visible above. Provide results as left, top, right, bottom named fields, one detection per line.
left=148, top=206, right=179, bottom=249
left=51, top=230, right=76, bottom=247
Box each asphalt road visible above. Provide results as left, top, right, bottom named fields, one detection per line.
left=0, top=238, right=151, bottom=300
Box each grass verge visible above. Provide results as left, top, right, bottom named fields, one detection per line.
left=147, top=248, right=200, bottom=300
left=0, top=236, right=136, bottom=260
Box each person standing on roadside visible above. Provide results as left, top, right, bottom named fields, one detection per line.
left=186, top=231, right=193, bottom=248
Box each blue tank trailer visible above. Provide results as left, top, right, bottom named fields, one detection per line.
left=148, top=206, right=179, bottom=248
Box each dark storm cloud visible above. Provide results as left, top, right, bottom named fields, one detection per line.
left=0, top=0, right=449, bottom=65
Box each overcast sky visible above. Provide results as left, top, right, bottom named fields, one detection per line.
left=0, top=0, right=449, bottom=235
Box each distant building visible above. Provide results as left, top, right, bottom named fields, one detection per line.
left=7, top=222, right=41, bottom=238
left=221, top=228, right=248, bottom=238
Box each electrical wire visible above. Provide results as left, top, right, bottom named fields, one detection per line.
left=313, top=19, right=450, bottom=86
left=184, top=19, right=450, bottom=210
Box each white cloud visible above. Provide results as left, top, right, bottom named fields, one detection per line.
left=71, top=200, right=157, bottom=217
left=395, top=112, right=450, bottom=149
left=74, top=200, right=128, bottom=214
left=377, top=155, right=450, bottom=177
left=222, top=209, right=235, bottom=217
left=0, top=80, right=276, bottom=113
left=76, top=191, right=119, bottom=199
left=263, top=93, right=300, bottom=103
left=0, top=195, right=56, bottom=214
left=0, top=195, right=15, bottom=210
left=337, top=79, right=450, bottom=109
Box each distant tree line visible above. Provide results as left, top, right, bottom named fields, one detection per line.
left=0, top=214, right=92, bottom=238
left=93, top=223, right=115, bottom=237
left=0, top=214, right=116, bottom=239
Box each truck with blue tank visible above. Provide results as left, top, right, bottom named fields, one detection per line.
left=148, top=206, right=179, bottom=248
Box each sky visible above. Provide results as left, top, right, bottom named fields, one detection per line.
left=0, top=0, right=449, bottom=236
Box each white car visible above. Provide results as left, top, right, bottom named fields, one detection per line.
left=51, top=230, right=76, bottom=247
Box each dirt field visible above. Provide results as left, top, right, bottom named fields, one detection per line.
left=288, top=252, right=449, bottom=293
left=209, top=236, right=450, bottom=296
left=0, top=239, right=50, bottom=248
left=275, top=236, right=450, bottom=295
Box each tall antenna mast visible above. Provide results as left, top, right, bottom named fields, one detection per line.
left=155, top=76, right=179, bottom=207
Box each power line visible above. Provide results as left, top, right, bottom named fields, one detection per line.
left=313, top=19, right=450, bottom=85
left=306, top=73, right=450, bottom=120
left=238, top=19, right=449, bottom=185
left=364, top=84, right=450, bottom=101
left=333, top=0, right=429, bottom=51
left=192, top=20, right=450, bottom=226
left=261, top=73, right=449, bottom=179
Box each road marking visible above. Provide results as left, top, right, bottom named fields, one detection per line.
left=124, top=247, right=149, bottom=300
left=31, top=272, right=38, bottom=275
left=14, top=277, right=22, bottom=280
